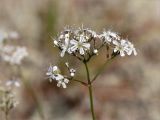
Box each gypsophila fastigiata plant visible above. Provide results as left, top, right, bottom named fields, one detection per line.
left=0, top=79, right=20, bottom=120
left=0, top=31, right=28, bottom=65
left=46, top=26, right=137, bottom=120
left=0, top=30, right=28, bottom=120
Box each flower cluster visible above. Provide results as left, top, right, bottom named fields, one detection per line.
left=53, top=27, right=137, bottom=59
left=0, top=31, right=28, bottom=65
left=46, top=63, right=76, bottom=88
left=0, top=79, right=20, bottom=115
left=47, top=26, right=137, bottom=88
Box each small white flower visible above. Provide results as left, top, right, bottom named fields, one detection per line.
left=8, top=31, right=19, bottom=40
left=6, top=79, right=20, bottom=87
left=70, top=35, right=90, bottom=55
left=87, top=29, right=98, bottom=38
left=70, top=68, right=76, bottom=77
left=99, top=31, right=120, bottom=43
left=1, top=46, right=28, bottom=65
left=113, top=39, right=137, bottom=57
left=93, top=49, right=98, bottom=54
left=1, top=45, right=15, bottom=53
left=10, top=47, right=28, bottom=65
left=46, top=65, right=70, bottom=88
left=60, top=33, right=71, bottom=57
left=53, top=40, right=58, bottom=46
left=113, top=39, right=127, bottom=57
left=57, top=78, right=69, bottom=88
left=125, top=41, right=137, bottom=56
left=46, top=65, right=63, bottom=81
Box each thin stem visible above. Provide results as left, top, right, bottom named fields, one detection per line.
left=84, top=62, right=90, bottom=84
left=84, top=62, right=96, bottom=120
left=88, top=85, right=95, bottom=120
left=71, top=79, right=88, bottom=86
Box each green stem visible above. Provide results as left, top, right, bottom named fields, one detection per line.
left=84, top=62, right=96, bottom=120
left=88, top=85, right=95, bottom=120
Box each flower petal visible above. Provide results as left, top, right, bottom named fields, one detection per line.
left=82, top=43, right=90, bottom=49
left=79, top=47, right=85, bottom=55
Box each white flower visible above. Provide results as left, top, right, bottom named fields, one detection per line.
left=70, top=68, right=76, bottom=77
left=1, top=45, right=28, bottom=64
left=6, top=79, right=20, bottom=87
left=46, top=65, right=63, bottom=81
left=125, top=41, right=137, bottom=56
left=113, top=39, right=137, bottom=57
left=1, top=45, right=15, bottom=53
left=70, top=34, right=90, bottom=55
left=8, top=31, right=19, bottom=40
left=0, top=89, right=19, bottom=112
left=99, top=31, right=120, bottom=43
left=93, top=49, right=98, bottom=54
left=46, top=65, right=70, bottom=88
left=113, top=40, right=127, bottom=57
left=60, top=33, right=71, bottom=57
left=53, top=40, right=58, bottom=46
left=9, top=47, right=28, bottom=65
left=57, top=78, right=69, bottom=88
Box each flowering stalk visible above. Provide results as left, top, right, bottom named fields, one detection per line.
left=0, top=30, right=28, bottom=120
left=46, top=26, right=137, bottom=120
left=0, top=80, right=20, bottom=120
left=84, top=62, right=96, bottom=120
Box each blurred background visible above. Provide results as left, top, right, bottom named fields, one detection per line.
left=0, top=0, right=160, bottom=120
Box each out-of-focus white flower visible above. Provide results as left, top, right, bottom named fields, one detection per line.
left=2, top=46, right=28, bottom=65
left=70, top=34, right=90, bottom=55
left=8, top=31, right=19, bottom=40
left=0, top=89, right=19, bottom=113
left=6, top=79, right=20, bottom=87
left=113, top=39, right=137, bottom=57
left=1, top=45, right=15, bottom=53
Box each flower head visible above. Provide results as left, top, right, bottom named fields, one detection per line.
left=113, top=39, right=137, bottom=57
left=0, top=79, right=20, bottom=114
left=70, top=35, right=90, bottom=55
left=1, top=46, right=28, bottom=65
left=46, top=65, right=70, bottom=88
left=57, top=78, right=69, bottom=88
